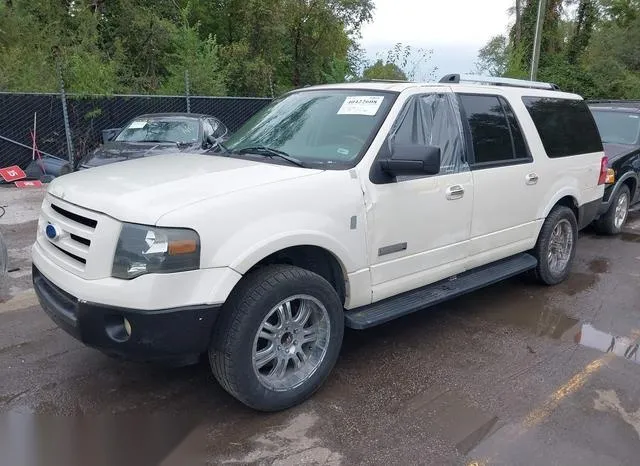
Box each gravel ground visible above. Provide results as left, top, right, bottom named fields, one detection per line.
left=0, top=186, right=639, bottom=466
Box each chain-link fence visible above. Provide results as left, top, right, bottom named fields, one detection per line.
left=0, top=92, right=272, bottom=173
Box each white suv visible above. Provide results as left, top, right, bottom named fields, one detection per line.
left=32, top=75, right=606, bottom=411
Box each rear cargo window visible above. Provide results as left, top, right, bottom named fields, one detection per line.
left=522, top=97, right=603, bottom=158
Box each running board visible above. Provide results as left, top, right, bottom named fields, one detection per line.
left=344, top=253, right=538, bottom=330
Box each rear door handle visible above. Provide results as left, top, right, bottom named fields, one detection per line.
left=526, top=173, right=539, bottom=185
left=446, top=185, right=465, bottom=200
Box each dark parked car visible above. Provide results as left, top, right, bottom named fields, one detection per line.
left=588, top=101, right=640, bottom=234
left=61, top=113, right=229, bottom=174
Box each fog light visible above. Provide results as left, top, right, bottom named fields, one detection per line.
left=105, top=315, right=132, bottom=343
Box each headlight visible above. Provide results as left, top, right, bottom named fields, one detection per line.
left=112, top=223, right=200, bottom=279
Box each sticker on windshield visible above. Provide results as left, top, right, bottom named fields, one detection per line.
left=337, top=96, right=384, bottom=116
left=128, top=120, right=148, bottom=129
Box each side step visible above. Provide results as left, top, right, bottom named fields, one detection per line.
left=344, top=253, right=538, bottom=330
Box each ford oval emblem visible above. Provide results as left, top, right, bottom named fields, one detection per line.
left=45, top=223, right=59, bottom=240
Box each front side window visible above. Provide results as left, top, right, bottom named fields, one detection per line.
left=458, top=94, right=521, bottom=165
left=224, top=90, right=396, bottom=168
left=387, top=93, right=467, bottom=175
left=522, top=97, right=603, bottom=157
left=590, top=109, right=640, bottom=145
left=116, top=118, right=200, bottom=144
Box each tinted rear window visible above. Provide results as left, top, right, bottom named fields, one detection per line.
left=522, top=97, right=603, bottom=158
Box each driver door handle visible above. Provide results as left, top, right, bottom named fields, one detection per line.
left=446, top=185, right=465, bottom=200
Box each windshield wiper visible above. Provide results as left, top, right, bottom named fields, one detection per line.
left=234, top=146, right=306, bottom=168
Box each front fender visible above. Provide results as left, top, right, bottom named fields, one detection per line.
left=229, top=229, right=352, bottom=275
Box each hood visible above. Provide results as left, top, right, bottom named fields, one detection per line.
left=48, top=154, right=322, bottom=224
left=81, top=141, right=200, bottom=167
left=603, top=142, right=640, bottom=163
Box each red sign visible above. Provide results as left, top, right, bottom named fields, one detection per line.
left=15, top=180, right=43, bottom=188
left=0, top=165, right=26, bottom=182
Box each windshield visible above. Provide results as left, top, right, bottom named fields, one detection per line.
left=115, top=117, right=200, bottom=144
left=224, top=90, right=396, bottom=168
left=591, top=110, right=640, bottom=145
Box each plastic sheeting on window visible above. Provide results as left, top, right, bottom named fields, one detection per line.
left=387, top=93, right=469, bottom=176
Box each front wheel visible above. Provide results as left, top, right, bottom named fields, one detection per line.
left=595, top=185, right=630, bottom=235
left=209, top=265, right=344, bottom=411
left=533, top=206, right=578, bottom=286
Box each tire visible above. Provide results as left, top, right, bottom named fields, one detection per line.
left=595, top=185, right=631, bottom=236
left=209, top=264, right=344, bottom=412
left=533, top=206, right=578, bottom=286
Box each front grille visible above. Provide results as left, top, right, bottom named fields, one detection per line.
left=51, top=243, right=87, bottom=264
left=38, top=196, right=104, bottom=275
left=70, top=234, right=91, bottom=246
left=51, top=204, right=98, bottom=228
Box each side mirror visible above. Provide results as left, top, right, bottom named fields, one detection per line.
left=206, top=135, right=218, bottom=147
left=379, top=144, right=441, bottom=177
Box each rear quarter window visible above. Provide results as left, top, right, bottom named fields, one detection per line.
left=522, top=97, right=603, bottom=158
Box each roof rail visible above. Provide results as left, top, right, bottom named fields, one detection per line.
left=587, top=99, right=640, bottom=104
left=439, top=74, right=560, bottom=91
left=357, top=78, right=411, bottom=83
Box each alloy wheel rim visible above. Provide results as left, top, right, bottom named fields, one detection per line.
left=547, top=219, right=573, bottom=275
left=614, top=193, right=629, bottom=229
left=252, top=295, right=330, bottom=391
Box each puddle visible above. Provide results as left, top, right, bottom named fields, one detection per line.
left=619, top=232, right=640, bottom=243
left=478, top=304, right=579, bottom=341
left=561, top=272, right=598, bottom=296
left=221, top=412, right=342, bottom=465
left=396, top=386, right=501, bottom=455
left=588, top=258, right=610, bottom=274
left=575, top=324, right=639, bottom=365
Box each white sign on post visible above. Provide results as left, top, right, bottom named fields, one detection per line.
left=337, top=96, right=384, bottom=116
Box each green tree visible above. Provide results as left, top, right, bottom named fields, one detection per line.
left=362, top=60, right=408, bottom=80
left=475, top=35, right=509, bottom=76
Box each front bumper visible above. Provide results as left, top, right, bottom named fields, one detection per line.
left=33, top=265, right=220, bottom=362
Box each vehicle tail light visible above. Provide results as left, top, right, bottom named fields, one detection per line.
left=598, top=156, right=609, bottom=185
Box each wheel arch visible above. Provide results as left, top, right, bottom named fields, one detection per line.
left=541, top=191, right=580, bottom=224
left=231, top=240, right=350, bottom=306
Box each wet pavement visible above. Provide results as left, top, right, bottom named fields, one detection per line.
left=1, top=186, right=639, bottom=465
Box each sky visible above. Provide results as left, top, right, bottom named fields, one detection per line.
left=359, top=0, right=515, bottom=80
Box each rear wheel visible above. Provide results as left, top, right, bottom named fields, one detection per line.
left=533, top=206, right=578, bottom=285
left=595, top=185, right=630, bottom=235
left=209, top=265, right=344, bottom=411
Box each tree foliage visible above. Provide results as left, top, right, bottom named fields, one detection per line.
left=476, top=0, right=640, bottom=99
left=0, top=0, right=375, bottom=96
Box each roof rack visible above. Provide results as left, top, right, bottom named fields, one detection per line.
left=439, top=74, right=560, bottom=91
left=587, top=99, right=640, bottom=104
left=356, top=78, right=411, bottom=83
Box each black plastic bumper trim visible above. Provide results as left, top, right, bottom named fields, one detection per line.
left=33, top=264, right=221, bottom=361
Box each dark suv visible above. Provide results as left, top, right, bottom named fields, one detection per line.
left=588, top=101, right=640, bottom=234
